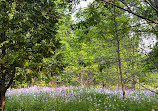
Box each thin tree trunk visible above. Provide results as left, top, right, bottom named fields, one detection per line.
left=40, top=73, right=42, bottom=82
left=116, top=34, right=125, bottom=98
left=114, top=1, right=125, bottom=99
left=31, top=78, right=35, bottom=86
left=132, top=37, right=136, bottom=90
left=93, top=79, right=96, bottom=87
left=81, top=67, right=84, bottom=87
left=116, top=64, right=120, bottom=89
left=102, top=81, right=105, bottom=88
left=102, top=70, right=105, bottom=88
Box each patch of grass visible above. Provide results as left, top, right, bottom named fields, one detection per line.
left=5, top=86, right=158, bottom=111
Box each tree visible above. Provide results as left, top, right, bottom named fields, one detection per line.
left=113, top=1, right=125, bottom=98
left=70, top=0, right=157, bottom=95
left=99, top=0, right=158, bottom=24
left=67, top=0, right=158, bottom=93
left=0, top=0, right=61, bottom=110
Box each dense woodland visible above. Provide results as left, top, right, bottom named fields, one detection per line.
left=0, top=0, right=158, bottom=110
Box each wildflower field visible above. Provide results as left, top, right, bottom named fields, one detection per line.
left=5, top=86, right=158, bottom=111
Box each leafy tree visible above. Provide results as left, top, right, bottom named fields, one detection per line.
left=68, top=0, right=157, bottom=96
left=0, top=0, right=64, bottom=110
left=100, top=0, right=158, bottom=24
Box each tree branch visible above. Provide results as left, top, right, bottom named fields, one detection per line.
left=103, top=0, right=158, bottom=24
left=136, top=81, right=158, bottom=94
left=145, top=0, right=158, bottom=13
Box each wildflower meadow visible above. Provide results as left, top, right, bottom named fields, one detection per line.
left=5, top=86, right=158, bottom=111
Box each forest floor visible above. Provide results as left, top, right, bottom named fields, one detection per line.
left=5, top=86, right=158, bottom=111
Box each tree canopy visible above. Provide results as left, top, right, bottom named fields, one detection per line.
left=0, top=0, right=158, bottom=110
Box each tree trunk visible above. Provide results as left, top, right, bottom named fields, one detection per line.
left=116, top=28, right=126, bottom=99
left=102, top=81, right=105, bottom=88
left=132, top=37, right=136, bottom=90
left=0, top=67, right=16, bottom=111
left=31, top=78, right=35, bottom=86
left=0, top=65, right=6, bottom=111
left=0, top=66, right=6, bottom=111
left=80, top=67, right=84, bottom=87
left=116, top=36, right=125, bottom=98
left=93, top=79, right=96, bottom=87
left=0, top=85, right=6, bottom=111
left=114, top=1, right=125, bottom=99
left=0, top=30, right=6, bottom=111
left=116, top=65, right=120, bottom=89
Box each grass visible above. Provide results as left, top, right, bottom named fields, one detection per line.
left=5, top=86, right=158, bottom=111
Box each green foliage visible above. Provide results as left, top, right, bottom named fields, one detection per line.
left=0, top=0, right=64, bottom=88
left=54, top=0, right=158, bottom=90
left=1, top=0, right=158, bottom=91
left=148, top=42, right=158, bottom=69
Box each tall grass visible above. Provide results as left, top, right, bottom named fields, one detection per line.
left=5, top=86, right=158, bottom=111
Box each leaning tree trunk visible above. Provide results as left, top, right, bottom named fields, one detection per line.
left=0, top=30, right=7, bottom=111
left=0, top=64, right=7, bottom=111
left=0, top=85, right=6, bottom=111
left=0, top=67, right=15, bottom=111
left=114, top=0, right=125, bottom=99
left=0, top=66, right=6, bottom=111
